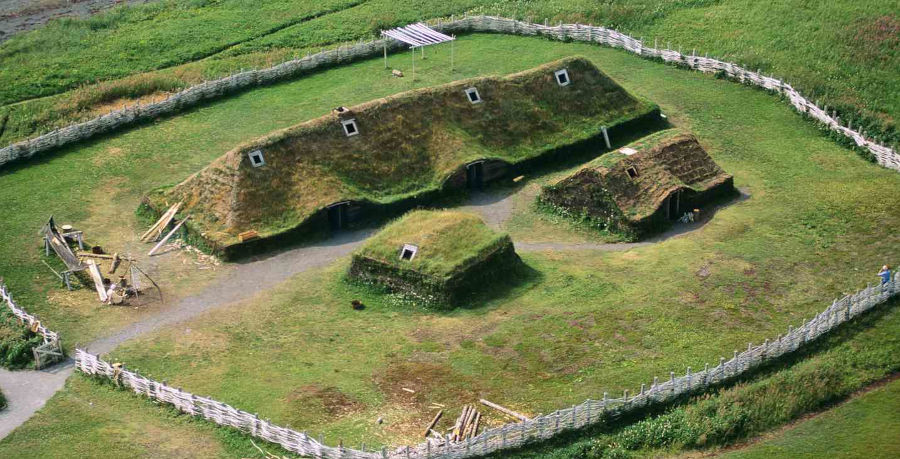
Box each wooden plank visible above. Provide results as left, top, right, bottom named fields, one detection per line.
left=238, top=230, right=259, bottom=242
left=423, top=410, right=443, bottom=438
left=148, top=216, right=190, bottom=256
left=86, top=261, right=108, bottom=302
left=479, top=399, right=530, bottom=422
left=140, top=202, right=181, bottom=242
left=76, top=252, right=135, bottom=261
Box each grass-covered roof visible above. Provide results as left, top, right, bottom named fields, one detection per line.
left=580, top=129, right=731, bottom=219
left=353, top=210, right=509, bottom=279
left=154, top=56, right=656, bottom=247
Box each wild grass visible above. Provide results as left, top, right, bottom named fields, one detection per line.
left=0, top=1, right=896, bottom=148
left=497, top=300, right=900, bottom=458
left=0, top=0, right=364, bottom=105
left=722, top=377, right=900, bottom=459
left=0, top=307, right=41, bottom=369
left=0, top=33, right=897, bottom=455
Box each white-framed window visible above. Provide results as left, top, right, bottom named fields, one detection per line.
left=399, top=244, right=418, bottom=261
left=626, top=166, right=639, bottom=179
left=464, top=87, right=481, bottom=104
left=247, top=149, right=266, bottom=167
left=341, top=118, right=359, bottom=137
left=554, top=69, right=571, bottom=86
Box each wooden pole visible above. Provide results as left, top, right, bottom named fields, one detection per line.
left=423, top=410, right=443, bottom=438
left=384, top=41, right=387, bottom=69
left=411, top=47, right=415, bottom=81
left=450, top=36, right=455, bottom=73
left=148, top=216, right=190, bottom=256
left=479, top=399, right=530, bottom=422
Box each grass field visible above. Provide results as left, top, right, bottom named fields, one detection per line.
left=1, top=1, right=897, bottom=148
left=500, top=300, right=900, bottom=458
left=0, top=1, right=898, bottom=454
left=0, top=31, right=895, bottom=454
left=722, top=377, right=900, bottom=459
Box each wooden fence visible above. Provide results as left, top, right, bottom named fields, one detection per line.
left=0, top=281, right=64, bottom=369
left=75, top=271, right=898, bottom=458
left=2, top=16, right=898, bottom=173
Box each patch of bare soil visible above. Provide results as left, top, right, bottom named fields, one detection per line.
left=89, top=91, right=174, bottom=117
left=0, top=0, right=157, bottom=43
left=286, top=384, right=364, bottom=418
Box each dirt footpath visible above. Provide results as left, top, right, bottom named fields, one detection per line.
left=0, top=0, right=156, bottom=43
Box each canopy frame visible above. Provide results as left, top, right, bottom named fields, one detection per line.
left=381, top=23, right=456, bottom=78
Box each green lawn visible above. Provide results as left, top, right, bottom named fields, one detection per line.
left=723, top=377, right=900, bottom=459
left=1, top=1, right=897, bottom=147
left=0, top=31, right=894, bottom=452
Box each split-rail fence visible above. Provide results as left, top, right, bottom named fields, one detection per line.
left=0, top=282, right=64, bottom=369
left=1, top=16, right=898, bottom=173
left=74, top=271, right=898, bottom=458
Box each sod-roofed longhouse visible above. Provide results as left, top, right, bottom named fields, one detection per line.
left=348, top=211, right=520, bottom=307
left=540, top=129, right=736, bottom=239
left=145, top=57, right=658, bottom=257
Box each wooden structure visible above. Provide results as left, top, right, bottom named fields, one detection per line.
left=381, top=22, right=456, bottom=78
left=0, top=282, right=64, bottom=369
left=41, top=216, right=87, bottom=290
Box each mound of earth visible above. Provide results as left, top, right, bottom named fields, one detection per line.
left=145, top=56, right=658, bottom=257
left=540, top=129, right=736, bottom=239
left=348, top=210, right=519, bottom=307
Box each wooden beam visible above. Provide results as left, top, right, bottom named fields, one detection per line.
left=423, top=410, right=443, bottom=438
left=148, top=216, right=190, bottom=256
left=86, top=261, right=108, bottom=303
left=479, top=399, right=530, bottom=422
left=140, top=202, right=181, bottom=242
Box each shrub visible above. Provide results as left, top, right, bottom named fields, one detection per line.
left=0, top=308, right=42, bottom=369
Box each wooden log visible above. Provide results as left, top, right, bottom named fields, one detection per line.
left=76, top=252, right=135, bottom=262
left=452, top=405, right=469, bottom=441
left=140, top=202, right=181, bottom=242
left=86, top=261, right=109, bottom=303
left=480, top=399, right=530, bottom=422
left=238, top=230, right=259, bottom=243
left=108, top=253, right=121, bottom=274
left=148, top=216, right=190, bottom=256
left=462, top=406, right=477, bottom=437
left=423, top=410, right=443, bottom=438
left=469, top=412, right=481, bottom=439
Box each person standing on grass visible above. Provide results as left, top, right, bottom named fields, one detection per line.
left=878, top=265, right=892, bottom=285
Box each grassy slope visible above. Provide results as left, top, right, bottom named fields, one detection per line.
left=722, top=378, right=900, bottom=459
left=356, top=210, right=506, bottom=277
left=0, top=32, right=894, bottom=450
left=0, top=0, right=364, bottom=105
left=1, top=0, right=897, bottom=147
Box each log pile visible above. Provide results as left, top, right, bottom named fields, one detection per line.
left=449, top=404, right=481, bottom=442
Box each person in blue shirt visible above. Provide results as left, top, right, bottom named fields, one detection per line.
left=878, top=265, right=892, bottom=285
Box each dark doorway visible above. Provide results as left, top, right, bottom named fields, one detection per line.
left=327, top=202, right=349, bottom=230
left=466, top=161, right=484, bottom=190
left=667, top=191, right=680, bottom=220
